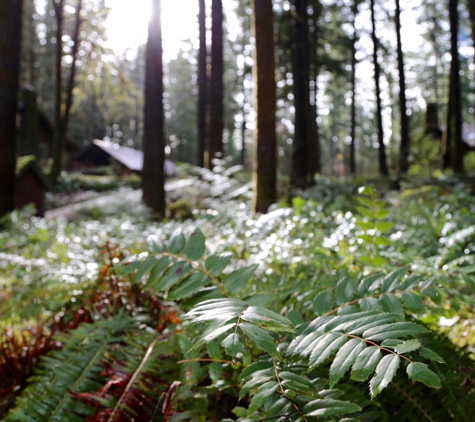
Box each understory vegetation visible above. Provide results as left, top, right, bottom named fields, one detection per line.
left=2, top=173, right=475, bottom=421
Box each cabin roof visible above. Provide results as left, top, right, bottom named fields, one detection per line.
left=92, top=139, right=143, bottom=171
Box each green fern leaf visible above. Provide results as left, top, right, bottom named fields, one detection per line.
left=380, top=267, right=409, bottom=293
left=184, top=228, right=206, bottom=261
left=221, top=333, right=245, bottom=356
left=303, top=398, right=361, bottom=417
left=168, top=228, right=186, bottom=253
left=309, top=332, right=348, bottom=369
left=407, top=362, right=442, bottom=389
left=369, top=354, right=400, bottom=397
left=240, top=323, right=279, bottom=359
left=363, top=322, right=428, bottom=341
left=350, top=346, right=382, bottom=381
left=329, top=339, right=366, bottom=387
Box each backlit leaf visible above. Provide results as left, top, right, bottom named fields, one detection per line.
left=394, top=339, right=421, bottom=354
left=350, top=347, right=382, bottom=381
left=168, top=228, right=186, bottom=253
left=356, top=206, right=375, bottom=220
left=146, top=235, right=163, bottom=253
left=309, top=332, right=349, bottom=369
left=375, top=221, right=395, bottom=232
left=363, top=322, right=428, bottom=341
left=190, top=323, right=236, bottom=352
left=329, top=339, right=366, bottom=387
left=369, top=354, right=400, bottom=397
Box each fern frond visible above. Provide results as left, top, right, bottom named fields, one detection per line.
left=377, top=332, right=475, bottom=421
left=71, top=330, right=180, bottom=421
left=5, top=314, right=138, bottom=422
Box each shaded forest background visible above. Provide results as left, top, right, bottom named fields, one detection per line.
left=2, top=0, right=475, bottom=218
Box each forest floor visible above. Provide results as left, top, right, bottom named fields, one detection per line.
left=45, top=179, right=195, bottom=221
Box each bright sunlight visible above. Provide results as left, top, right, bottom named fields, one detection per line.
left=104, top=0, right=199, bottom=60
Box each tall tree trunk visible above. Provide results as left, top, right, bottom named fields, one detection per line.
left=307, top=1, right=321, bottom=179
left=197, top=0, right=207, bottom=167
left=370, top=0, right=389, bottom=176
left=446, top=0, right=464, bottom=173
left=251, top=0, right=277, bottom=213
left=395, top=0, right=410, bottom=174
left=19, top=87, right=40, bottom=157
left=0, top=0, right=23, bottom=218
left=349, top=4, right=357, bottom=176
left=50, top=0, right=64, bottom=181
left=290, top=0, right=310, bottom=189
left=50, top=0, right=82, bottom=182
left=206, top=0, right=224, bottom=169
left=308, top=78, right=320, bottom=176
left=308, top=0, right=322, bottom=175
left=240, top=92, right=247, bottom=168
left=468, top=0, right=475, bottom=48
left=142, top=0, right=165, bottom=216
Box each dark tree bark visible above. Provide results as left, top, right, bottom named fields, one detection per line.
left=308, top=78, right=320, bottom=176
left=251, top=0, right=277, bottom=213
left=50, top=0, right=83, bottom=182
left=308, top=1, right=321, bottom=176
left=395, top=0, right=410, bottom=174
left=290, top=0, right=310, bottom=189
left=197, top=0, right=207, bottom=167
left=468, top=0, right=475, bottom=48
left=442, top=0, right=464, bottom=173
left=206, top=0, right=224, bottom=169
left=240, top=96, right=247, bottom=169
left=142, top=0, right=165, bottom=216
left=19, top=87, right=40, bottom=157
left=349, top=3, right=358, bottom=176
left=0, top=0, right=23, bottom=218
left=370, top=0, right=389, bottom=176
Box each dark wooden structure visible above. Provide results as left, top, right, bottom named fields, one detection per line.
left=14, top=156, right=50, bottom=217
left=73, top=139, right=175, bottom=176
left=17, top=87, right=81, bottom=165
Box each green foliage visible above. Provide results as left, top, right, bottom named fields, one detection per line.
left=5, top=315, right=139, bottom=421
left=4, top=180, right=475, bottom=420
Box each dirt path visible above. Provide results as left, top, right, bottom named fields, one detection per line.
left=45, top=179, right=195, bottom=221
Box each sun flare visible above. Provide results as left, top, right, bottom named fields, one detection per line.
left=104, top=0, right=199, bottom=60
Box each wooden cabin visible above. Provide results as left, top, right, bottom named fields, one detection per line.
left=14, top=156, right=51, bottom=217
